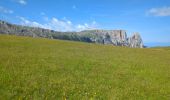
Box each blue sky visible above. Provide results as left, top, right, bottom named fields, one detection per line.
left=0, top=0, right=170, bottom=46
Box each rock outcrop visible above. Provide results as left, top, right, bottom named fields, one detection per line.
left=0, top=20, right=144, bottom=48
left=81, top=30, right=128, bottom=46
left=79, top=30, right=143, bottom=48
left=128, top=33, right=143, bottom=48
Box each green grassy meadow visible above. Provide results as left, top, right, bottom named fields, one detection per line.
left=0, top=35, right=170, bottom=99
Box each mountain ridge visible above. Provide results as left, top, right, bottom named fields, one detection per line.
left=0, top=20, right=144, bottom=48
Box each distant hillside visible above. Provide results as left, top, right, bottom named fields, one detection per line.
left=0, top=20, right=143, bottom=48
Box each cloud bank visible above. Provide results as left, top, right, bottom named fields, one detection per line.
left=18, top=16, right=98, bottom=32
left=148, top=6, right=170, bottom=16
left=0, top=6, right=13, bottom=14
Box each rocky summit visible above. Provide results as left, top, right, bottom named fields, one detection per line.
left=0, top=20, right=144, bottom=48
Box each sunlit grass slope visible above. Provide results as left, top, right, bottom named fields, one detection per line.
left=0, top=35, right=170, bottom=99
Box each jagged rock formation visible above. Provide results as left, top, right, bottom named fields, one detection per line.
left=128, top=32, right=143, bottom=48
left=0, top=20, right=144, bottom=48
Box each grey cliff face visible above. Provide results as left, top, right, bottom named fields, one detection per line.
left=85, top=30, right=128, bottom=46
left=128, top=33, right=143, bottom=48
left=79, top=30, right=143, bottom=48
left=0, top=20, right=144, bottom=48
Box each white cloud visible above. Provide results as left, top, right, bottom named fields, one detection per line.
left=18, top=16, right=98, bottom=32
left=49, top=17, right=73, bottom=31
left=0, top=6, right=13, bottom=14
left=16, top=0, right=27, bottom=5
left=148, top=6, right=170, bottom=16
left=18, top=17, right=44, bottom=28
left=75, top=22, right=97, bottom=31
